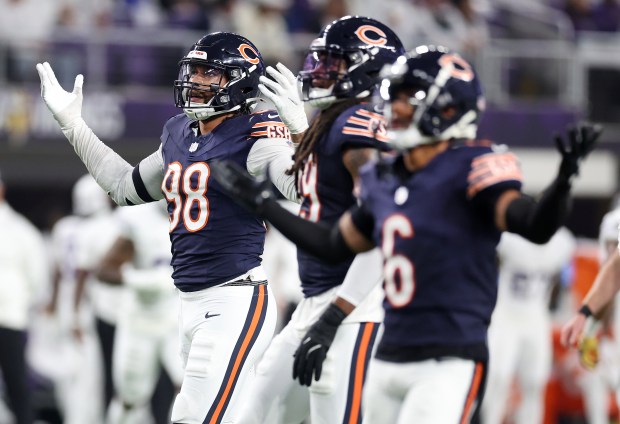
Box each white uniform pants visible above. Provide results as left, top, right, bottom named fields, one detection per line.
left=171, top=278, right=277, bottom=424
left=363, top=357, right=486, bottom=424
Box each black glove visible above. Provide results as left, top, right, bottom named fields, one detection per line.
left=293, top=303, right=347, bottom=386
left=554, top=122, right=602, bottom=185
left=209, top=160, right=275, bottom=214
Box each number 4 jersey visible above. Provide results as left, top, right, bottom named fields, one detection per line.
left=357, top=142, right=522, bottom=362
left=159, top=111, right=295, bottom=292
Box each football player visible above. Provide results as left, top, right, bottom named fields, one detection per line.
left=44, top=174, right=108, bottom=424
left=482, top=228, right=575, bottom=424
left=234, top=16, right=405, bottom=424
left=71, top=175, right=122, bottom=413
left=210, top=46, right=601, bottom=423
left=37, top=32, right=297, bottom=424
left=97, top=200, right=183, bottom=424
left=0, top=170, right=48, bottom=424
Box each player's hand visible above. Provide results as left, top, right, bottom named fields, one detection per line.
left=259, top=63, right=309, bottom=135
left=293, top=303, right=346, bottom=386
left=560, top=313, right=587, bottom=348
left=209, top=160, right=275, bottom=214
left=36, top=62, right=84, bottom=130
left=555, top=122, right=602, bottom=184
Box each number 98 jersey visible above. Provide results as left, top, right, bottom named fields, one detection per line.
left=160, top=111, right=292, bottom=292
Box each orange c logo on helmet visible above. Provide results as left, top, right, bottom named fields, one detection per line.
left=354, top=25, right=387, bottom=46
left=438, top=53, right=474, bottom=82
left=238, top=43, right=260, bottom=65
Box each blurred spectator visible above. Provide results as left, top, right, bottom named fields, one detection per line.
left=0, top=168, right=49, bottom=424
left=593, top=0, right=620, bottom=32
left=284, top=0, right=322, bottom=34
left=0, top=0, right=64, bottom=82
left=166, top=0, right=209, bottom=30
left=405, top=0, right=489, bottom=63
left=37, top=176, right=105, bottom=424
left=231, top=0, right=296, bottom=67
left=561, top=0, right=598, bottom=33
left=56, top=0, right=114, bottom=32
left=71, top=175, right=122, bottom=415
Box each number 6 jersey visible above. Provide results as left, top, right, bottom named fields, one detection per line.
left=356, top=142, right=523, bottom=362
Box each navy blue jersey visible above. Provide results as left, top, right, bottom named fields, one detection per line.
left=358, top=143, right=522, bottom=360
left=160, top=111, right=291, bottom=292
left=297, top=104, right=390, bottom=297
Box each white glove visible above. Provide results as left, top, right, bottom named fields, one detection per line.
left=259, top=63, right=309, bottom=135
left=36, top=62, right=84, bottom=130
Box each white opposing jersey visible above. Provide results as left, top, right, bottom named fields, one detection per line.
left=75, top=210, right=122, bottom=324
left=116, top=201, right=171, bottom=271
left=598, top=208, right=620, bottom=262
left=496, top=227, right=576, bottom=311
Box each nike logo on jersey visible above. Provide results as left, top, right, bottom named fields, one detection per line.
left=204, top=312, right=221, bottom=320
left=267, top=113, right=278, bottom=119
left=189, top=142, right=199, bottom=152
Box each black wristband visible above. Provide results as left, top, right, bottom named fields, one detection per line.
left=579, top=304, right=593, bottom=318
left=321, top=303, right=348, bottom=327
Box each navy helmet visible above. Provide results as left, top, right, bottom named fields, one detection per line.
left=300, top=16, right=405, bottom=109
left=174, top=32, right=265, bottom=121
left=379, top=45, right=485, bottom=150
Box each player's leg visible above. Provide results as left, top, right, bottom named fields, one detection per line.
left=0, top=327, right=32, bottom=424
left=237, top=322, right=309, bottom=424
left=159, top=321, right=184, bottom=422
left=515, top=316, right=552, bottom=424
left=481, top=312, right=520, bottom=424
left=106, top=319, right=160, bottom=424
left=171, top=282, right=277, bottom=424
left=363, top=358, right=408, bottom=424
left=397, top=358, right=486, bottom=424
left=309, top=321, right=380, bottom=424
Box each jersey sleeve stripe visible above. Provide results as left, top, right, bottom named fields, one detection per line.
left=346, top=116, right=371, bottom=127
left=356, top=109, right=383, bottom=120
left=252, top=121, right=287, bottom=128
left=132, top=165, right=156, bottom=203
left=467, top=172, right=522, bottom=198
left=467, top=152, right=522, bottom=198
left=342, top=128, right=376, bottom=138
left=250, top=130, right=269, bottom=137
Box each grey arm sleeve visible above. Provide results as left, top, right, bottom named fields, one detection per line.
left=61, top=119, right=164, bottom=205
left=247, top=138, right=299, bottom=203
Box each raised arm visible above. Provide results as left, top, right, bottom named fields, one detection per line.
left=498, top=123, right=602, bottom=243
left=36, top=62, right=165, bottom=205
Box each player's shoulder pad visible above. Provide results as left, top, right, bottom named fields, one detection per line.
left=161, top=113, right=192, bottom=145
left=334, top=103, right=390, bottom=144
left=247, top=109, right=291, bottom=141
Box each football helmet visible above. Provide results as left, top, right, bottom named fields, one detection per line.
left=378, top=45, right=485, bottom=150
left=72, top=174, right=111, bottom=217
left=299, top=16, right=405, bottom=109
left=174, top=32, right=265, bottom=121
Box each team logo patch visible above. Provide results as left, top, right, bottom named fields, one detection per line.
left=354, top=25, right=387, bottom=46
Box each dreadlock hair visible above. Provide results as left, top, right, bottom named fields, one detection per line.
left=287, top=98, right=361, bottom=193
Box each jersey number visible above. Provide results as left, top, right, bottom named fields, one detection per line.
left=299, top=154, right=321, bottom=222
left=161, top=162, right=210, bottom=232
left=382, top=214, right=415, bottom=308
